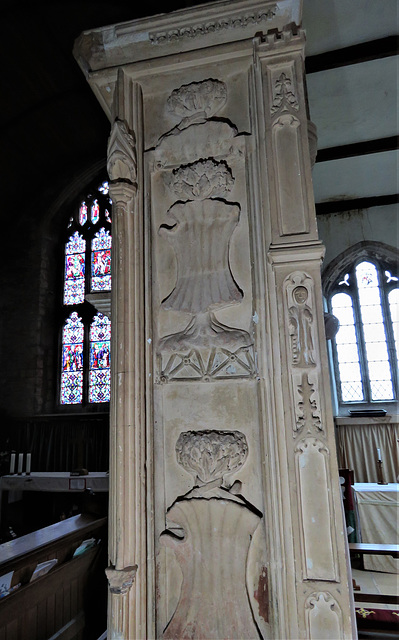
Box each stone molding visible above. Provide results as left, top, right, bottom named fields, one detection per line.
left=105, top=565, right=138, bottom=595
left=149, top=7, right=278, bottom=44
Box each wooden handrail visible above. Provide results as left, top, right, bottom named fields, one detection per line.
left=348, top=543, right=399, bottom=558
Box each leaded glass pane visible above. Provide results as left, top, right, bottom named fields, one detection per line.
left=331, top=292, right=363, bottom=402
left=389, top=288, right=399, bottom=361
left=64, top=232, right=86, bottom=305
left=79, top=201, right=88, bottom=225
left=89, top=313, right=111, bottom=403
left=91, top=228, right=112, bottom=292
left=356, top=261, right=394, bottom=401
left=61, top=312, right=84, bottom=404
left=91, top=199, right=100, bottom=224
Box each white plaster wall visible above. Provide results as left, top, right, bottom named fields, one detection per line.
left=318, top=203, right=398, bottom=270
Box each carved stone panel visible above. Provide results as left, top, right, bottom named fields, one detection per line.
left=305, top=592, right=343, bottom=640
left=293, top=372, right=322, bottom=436
left=272, top=114, right=308, bottom=236
left=284, top=271, right=317, bottom=368
left=295, top=438, right=337, bottom=581
left=160, top=430, right=263, bottom=640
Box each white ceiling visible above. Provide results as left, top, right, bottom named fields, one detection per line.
left=302, top=0, right=398, bottom=207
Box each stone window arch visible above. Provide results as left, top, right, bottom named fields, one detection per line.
left=323, top=242, right=398, bottom=414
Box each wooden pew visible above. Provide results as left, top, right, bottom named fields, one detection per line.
left=0, top=514, right=107, bottom=640
left=349, top=543, right=399, bottom=638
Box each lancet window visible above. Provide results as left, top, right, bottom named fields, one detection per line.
left=60, top=180, right=112, bottom=406
left=326, top=249, right=398, bottom=413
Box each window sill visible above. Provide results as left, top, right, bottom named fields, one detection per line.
left=335, top=414, right=399, bottom=426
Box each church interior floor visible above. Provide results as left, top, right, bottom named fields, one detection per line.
left=352, top=568, right=399, bottom=610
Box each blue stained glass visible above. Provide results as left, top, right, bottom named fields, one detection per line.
left=91, top=199, right=100, bottom=224
left=64, top=232, right=86, bottom=305
left=79, top=202, right=87, bottom=225
left=89, top=314, right=111, bottom=403
left=61, top=312, right=84, bottom=404
left=91, top=228, right=111, bottom=292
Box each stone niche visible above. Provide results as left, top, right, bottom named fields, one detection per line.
left=74, top=1, right=356, bottom=639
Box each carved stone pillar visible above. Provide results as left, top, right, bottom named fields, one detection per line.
left=106, top=74, right=147, bottom=640
left=74, top=2, right=356, bottom=638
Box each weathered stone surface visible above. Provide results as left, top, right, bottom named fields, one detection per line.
left=74, top=1, right=356, bottom=638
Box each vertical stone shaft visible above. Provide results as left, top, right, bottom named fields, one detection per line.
left=107, top=74, right=147, bottom=639
left=252, top=32, right=356, bottom=639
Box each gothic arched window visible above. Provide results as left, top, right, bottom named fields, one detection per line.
left=60, top=180, right=112, bottom=406
left=325, top=245, right=398, bottom=413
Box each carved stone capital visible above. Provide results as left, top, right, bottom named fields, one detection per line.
left=108, top=180, right=136, bottom=207
left=105, top=565, right=138, bottom=595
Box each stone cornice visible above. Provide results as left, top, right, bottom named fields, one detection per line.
left=73, top=0, right=301, bottom=74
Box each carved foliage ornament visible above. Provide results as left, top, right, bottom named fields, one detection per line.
left=175, top=429, right=248, bottom=486
left=149, top=8, right=277, bottom=43
left=167, top=79, right=227, bottom=120
left=167, top=158, right=234, bottom=200
left=270, top=72, right=299, bottom=115
left=295, top=373, right=322, bottom=436
left=107, top=118, right=137, bottom=184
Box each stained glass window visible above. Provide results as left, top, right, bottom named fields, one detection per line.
left=64, top=232, right=86, bottom=305
left=89, top=313, right=111, bottom=403
left=79, top=202, right=88, bottom=226
left=91, top=228, right=112, bottom=292
left=327, top=255, right=398, bottom=410
left=60, top=178, right=112, bottom=406
left=91, top=199, right=100, bottom=224
left=61, top=312, right=84, bottom=404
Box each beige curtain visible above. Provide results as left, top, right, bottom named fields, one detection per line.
left=336, top=421, right=399, bottom=483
